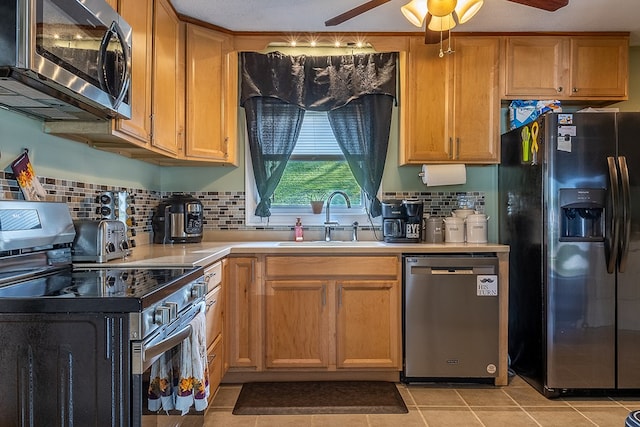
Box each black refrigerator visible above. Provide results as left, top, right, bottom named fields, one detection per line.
left=499, top=112, right=640, bottom=397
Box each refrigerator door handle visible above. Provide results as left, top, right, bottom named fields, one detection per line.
left=606, top=156, right=621, bottom=274
left=618, top=156, right=631, bottom=272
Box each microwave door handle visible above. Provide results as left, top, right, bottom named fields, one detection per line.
left=98, top=22, right=131, bottom=108
left=110, top=21, right=131, bottom=109
left=618, top=156, right=631, bottom=272
left=97, top=25, right=112, bottom=98
left=606, top=156, right=620, bottom=275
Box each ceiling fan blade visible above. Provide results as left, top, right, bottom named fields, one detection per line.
left=507, top=0, right=569, bottom=11
left=325, top=0, right=392, bottom=26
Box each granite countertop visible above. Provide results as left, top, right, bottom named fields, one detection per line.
left=78, top=241, right=509, bottom=269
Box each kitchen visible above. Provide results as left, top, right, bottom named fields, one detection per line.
left=1, top=0, right=640, bottom=426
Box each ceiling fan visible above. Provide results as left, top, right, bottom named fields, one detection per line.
left=325, top=0, right=569, bottom=44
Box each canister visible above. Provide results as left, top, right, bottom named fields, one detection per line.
left=465, top=213, right=489, bottom=243
left=425, top=217, right=444, bottom=243
left=443, top=216, right=465, bottom=243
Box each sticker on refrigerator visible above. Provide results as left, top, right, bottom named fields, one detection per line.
left=557, top=126, right=575, bottom=152
left=477, top=275, right=498, bottom=296
left=558, top=113, right=574, bottom=124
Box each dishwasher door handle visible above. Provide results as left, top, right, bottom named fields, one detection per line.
left=431, top=269, right=474, bottom=275
left=410, top=266, right=474, bottom=275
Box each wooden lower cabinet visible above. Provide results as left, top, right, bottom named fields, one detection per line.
left=336, top=280, right=399, bottom=369
left=265, top=280, right=330, bottom=369
left=206, top=335, right=224, bottom=402
left=263, top=256, right=401, bottom=371
left=226, top=256, right=260, bottom=370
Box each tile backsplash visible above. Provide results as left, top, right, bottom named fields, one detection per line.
left=1, top=171, right=485, bottom=238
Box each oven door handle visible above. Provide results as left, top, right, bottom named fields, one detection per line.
left=132, top=324, right=192, bottom=375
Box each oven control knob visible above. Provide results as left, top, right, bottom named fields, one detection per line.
left=120, top=240, right=129, bottom=251
left=105, top=242, right=116, bottom=254
left=190, top=283, right=206, bottom=299
left=154, top=306, right=171, bottom=325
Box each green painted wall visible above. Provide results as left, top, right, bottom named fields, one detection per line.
left=0, top=109, right=160, bottom=189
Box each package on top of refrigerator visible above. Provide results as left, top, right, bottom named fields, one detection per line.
left=508, top=100, right=562, bottom=130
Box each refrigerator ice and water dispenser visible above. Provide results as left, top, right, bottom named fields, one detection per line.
left=559, top=188, right=605, bottom=241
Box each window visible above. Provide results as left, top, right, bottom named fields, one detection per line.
left=245, top=111, right=371, bottom=226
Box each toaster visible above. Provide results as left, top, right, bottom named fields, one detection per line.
left=72, top=220, right=130, bottom=263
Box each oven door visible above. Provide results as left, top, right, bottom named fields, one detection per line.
left=30, top=0, right=132, bottom=118
left=131, top=301, right=207, bottom=427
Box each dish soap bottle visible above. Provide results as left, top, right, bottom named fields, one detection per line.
left=294, top=217, right=304, bottom=241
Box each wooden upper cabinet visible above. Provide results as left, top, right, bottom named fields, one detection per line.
left=401, top=36, right=500, bottom=165
left=151, top=0, right=185, bottom=156
left=503, top=36, right=568, bottom=98
left=185, top=24, right=238, bottom=165
left=115, top=0, right=153, bottom=144
left=503, top=35, right=628, bottom=100
left=570, top=37, right=628, bottom=99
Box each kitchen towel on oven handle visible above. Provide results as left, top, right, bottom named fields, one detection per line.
left=175, top=301, right=209, bottom=414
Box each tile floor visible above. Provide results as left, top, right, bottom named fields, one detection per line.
left=204, top=375, right=640, bottom=427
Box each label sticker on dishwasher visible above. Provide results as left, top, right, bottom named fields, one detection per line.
left=477, top=275, right=498, bottom=296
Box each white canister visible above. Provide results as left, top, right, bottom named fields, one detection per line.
left=465, top=213, right=489, bottom=243
left=452, top=208, right=476, bottom=219
left=443, top=216, right=465, bottom=243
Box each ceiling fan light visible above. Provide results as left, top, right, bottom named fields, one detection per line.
left=455, top=0, right=483, bottom=23
left=427, top=13, right=457, bottom=31
left=401, top=0, right=428, bottom=27
left=426, top=0, right=457, bottom=17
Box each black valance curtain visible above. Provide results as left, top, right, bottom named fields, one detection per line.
left=241, top=51, right=397, bottom=217
left=240, top=51, right=397, bottom=111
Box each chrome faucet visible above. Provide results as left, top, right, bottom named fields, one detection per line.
left=324, top=191, right=351, bottom=241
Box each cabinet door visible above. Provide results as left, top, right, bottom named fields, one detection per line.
left=151, top=0, right=184, bottom=156
left=264, top=280, right=330, bottom=368
left=226, top=257, right=260, bottom=369
left=115, top=0, right=153, bottom=144
left=451, top=37, right=500, bottom=163
left=569, top=37, right=628, bottom=99
left=206, top=335, right=223, bottom=403
left=401, top=37, right=450, bottom=164
left=336, top=280, right=400, bottom=369
left=185, top=25, right=237, bottom=164
left=205, top=284, right=223, bottom=349
left=503, top=36, right=568, bottom=98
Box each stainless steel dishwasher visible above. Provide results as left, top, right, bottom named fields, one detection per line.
left=402, top=255, right=499, bottom=382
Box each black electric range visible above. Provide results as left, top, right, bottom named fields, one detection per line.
left=0, top=265, right=204, bottom=313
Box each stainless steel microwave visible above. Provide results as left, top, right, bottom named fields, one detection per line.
left=0, top=0, right=132, bottom=121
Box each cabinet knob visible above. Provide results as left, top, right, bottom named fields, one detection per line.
left=573, top=87, right=579, bottom=93
left=557, top=86, right=563, bottom=93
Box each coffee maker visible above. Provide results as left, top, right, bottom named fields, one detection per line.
left=381, top=199, right=424, bottom=243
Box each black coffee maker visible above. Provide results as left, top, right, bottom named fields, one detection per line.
left=381, top=199, right=423, bottom=243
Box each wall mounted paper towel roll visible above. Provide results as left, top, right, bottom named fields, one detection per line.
left=419, top=164, right=466, bottom=186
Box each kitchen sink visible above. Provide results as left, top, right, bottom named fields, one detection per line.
left=277, top=241, right=386, bottom=247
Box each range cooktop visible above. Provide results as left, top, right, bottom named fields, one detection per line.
left=0, top=266, right=203, bottom=313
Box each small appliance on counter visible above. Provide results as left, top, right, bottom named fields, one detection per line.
left=381, top=199, right=423, bottom=243
left=72, top=219, right=130, bottom=263
left=152, top=194, right=204, bottom=243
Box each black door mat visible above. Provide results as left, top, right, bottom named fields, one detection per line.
left=232, top=381, right=408, bottom=415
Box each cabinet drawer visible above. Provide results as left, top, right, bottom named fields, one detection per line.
left=205, top=285, right=223, bottom=348
left=266, top=256, right=398, bottom=278
left=204, top=261, right=222, bottom=292
left=207, top=335, right=223, bottom=402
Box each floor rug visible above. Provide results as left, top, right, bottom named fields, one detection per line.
left=232, top=381, right=408, bottom=415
